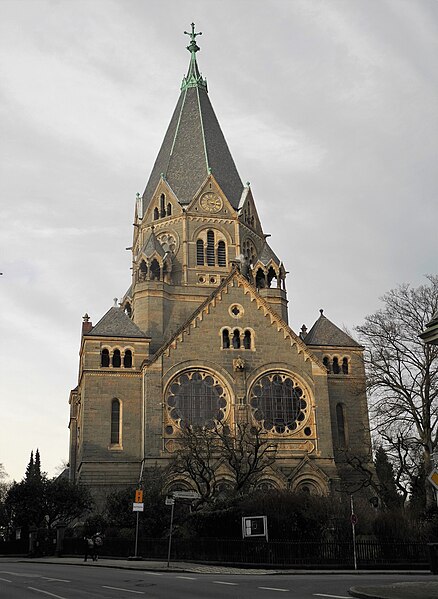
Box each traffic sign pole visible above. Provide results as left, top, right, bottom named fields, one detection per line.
left=350, top=495, right=358, bottom=571
left=167, top=499, right=175, bottom=568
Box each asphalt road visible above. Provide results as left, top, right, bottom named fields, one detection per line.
left=0, top=560, right=432, bottom=598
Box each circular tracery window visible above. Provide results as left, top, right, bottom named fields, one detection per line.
left=249, top=372, right=309, bottom=434
left=166, top=370, right=228, bottom=429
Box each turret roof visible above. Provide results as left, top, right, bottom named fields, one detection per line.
left=257, top=240, right=280, bottom=266
left=141, top=229, right=166, bottom=258
left=87, top=307, right=145, bottom=338
left=304, top=311, right=362, bottom=348
left=141, top=25, right=243, bottom=212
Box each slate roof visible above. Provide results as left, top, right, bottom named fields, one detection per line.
left=141, top=54, right=243, bottom=212
left=88, top=307, right=146, bottom=338
left=141, top=229, right=166, bottom=258
left=304, top=311, right=361, bottom=347
left=257, top=240, right=280, bottom=266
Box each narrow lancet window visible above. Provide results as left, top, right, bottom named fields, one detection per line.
left=222, top=329, right=230, bottom=349
left=166, top=203, right=172, bottom=216
left=243, top=330, right=251, bottom=349
left=154, top=207, right=159, bottom=220
left=336, top=403, right=347, bottom=448
left=206, top=230, right=215, bottom=266
left=217, top=240, right=226, bottom=267
left=123, top=349, right=132, bottom=368
left=196, top=239, right=205, bottom=265
left=232, top=329, right=241, bottom=349
left=342, top=357, right=349, bottom=375
left=112, top=349, right=121, bottom=368
left=332, top=357, right=340, bottom=374
left=160, top=194, right=166, bottom=218
left=101, top=349, right=110, bottom=367
left=111, top=399, right=121, bottom=445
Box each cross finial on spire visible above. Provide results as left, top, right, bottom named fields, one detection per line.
left=184, top=22, right=202, bottom=54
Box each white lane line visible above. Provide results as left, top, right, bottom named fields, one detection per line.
left=41, top=577, right=71, bottom=582
left=1, top=571, right=36, bottom=577
left=313, top=595, right=351, bottom=599
left=213, top=580, right=238, bottom=586
left=0, top=577, right=12, bottom=583
left=258, top=587, right=289, bottom=592
left=102, top=586, right=145, bottom=594
left=176, top=575, right=197, bottom=580
left=27, top=587, right=68, bottom=599
left=143, top=571, right=163, bottom=576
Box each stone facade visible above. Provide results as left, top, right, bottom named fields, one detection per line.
left=68, top=30, right=372, bottom=503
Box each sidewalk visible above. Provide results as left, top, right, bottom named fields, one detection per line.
left=15, top=556, right=437, bottom=598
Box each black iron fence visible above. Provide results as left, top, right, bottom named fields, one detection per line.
left=61, top=536, right=429, bottom=569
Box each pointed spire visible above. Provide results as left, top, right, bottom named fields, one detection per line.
left=181, top=23, right=207, bottom=92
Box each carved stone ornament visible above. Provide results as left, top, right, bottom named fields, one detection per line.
left=233, top=357, right=245, bottom=371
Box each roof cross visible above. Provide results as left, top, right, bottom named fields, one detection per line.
left=184, top=22, right=202, bottom=54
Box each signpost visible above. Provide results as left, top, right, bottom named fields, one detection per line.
left=166, top=490, right=201, bottom=567
left=242, top=516, right=268, bottom=541
left=350, top=496, right=358, bottom=571
left=133, top=488, right=144, bottom=559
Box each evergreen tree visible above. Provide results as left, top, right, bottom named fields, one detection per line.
left=374, top=446, right=402, bottom=509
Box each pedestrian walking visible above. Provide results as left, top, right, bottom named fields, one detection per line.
left=83, top=536, right=94, bottom=562
left=92, top=532, right=103, bottom=561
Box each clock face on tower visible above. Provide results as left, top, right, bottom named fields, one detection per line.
left=200, top=192, right=223, bottom=213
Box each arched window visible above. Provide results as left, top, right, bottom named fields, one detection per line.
left=153, top=207, right=159, bottom=220
left=196, top=239, right=205, bottom=265
left=139, top=260, right=147, bottom=281
left=222, top=329, right=230, bottom=349
left=166, top=203, right=172, bottom=216
left=336, top=403, right=347, bottom=447
left=267, top=266, right=277, bottom=288
left=323, top=356, right=331, bottom=373
left=111, top=399, right=121, bottom=445
left=342, top=357, right=349, bottom=375
left=217, top=240, right=226, bottom=267
left=160, top=194, right=166, bottom=218
left=206, top=230, right=215, bottom=266
left=112, top=349, right=121, bottom=368
left=150, top=259, right=160, bottom=280
left=123, top=349, right=132, bottom=368
left=255, top=268, right=266, bottom=289
left=243, top=330, right=251, bottom=349
left=101, top=349, right=110, bottom=367
left=232, top=329, right=241, bottom=349
left=332, top=357, right=340, bottom=374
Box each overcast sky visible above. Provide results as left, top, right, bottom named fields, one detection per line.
left=1, top=0, right=437, bottom=482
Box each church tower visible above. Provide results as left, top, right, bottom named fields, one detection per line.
left=69, top=26, right=372, bottom=503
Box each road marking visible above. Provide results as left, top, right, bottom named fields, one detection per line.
left=0, top=577, right=12, bottom=583
left=258, top=587, right=289, bottom=592
left=1, top=571, right=36, bottom=577
left=143, top=571, right=163, bottom=576
left=314, top=595, right=351, bottom=598
left=176, top=575, right=197, bottom=580
left=102, top=586, right=145, bottom=594
left=213, top=580, right=238, bottom=585
left=41, top=577, right=71, bottom=582
left=27, top=588, right=68, bottom=599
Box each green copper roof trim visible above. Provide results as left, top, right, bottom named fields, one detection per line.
left=181, top=23, right=208, bottom=92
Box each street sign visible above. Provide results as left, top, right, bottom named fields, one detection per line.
left=429, top=469, right=438, bottom=490
left=135, top=489, right=143, bottom=503
left=165, top=497, right=175, bottom=506
left=172, top=490, right=201, bottom=499
left=242, top=516, right=268, bottom=540
left=132, top=502, right=144, bottom=512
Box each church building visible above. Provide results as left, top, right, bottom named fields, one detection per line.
left=68, top=26, right=372, bottom=502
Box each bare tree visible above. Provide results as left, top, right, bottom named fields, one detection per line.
left=168, top=423, right=277, bottom=505
left=356, top=275, right=438, bottom=507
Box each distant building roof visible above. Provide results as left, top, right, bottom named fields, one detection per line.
left=304, top=310, right=361, bottom=347
left=88, top=307, right=146, bottom=338
left=419, top=310, right=438, bottom=345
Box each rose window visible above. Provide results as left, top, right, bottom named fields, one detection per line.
left=166, top=370, right=228, bottom=429
left=249, top=372, right=309, bottom=434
